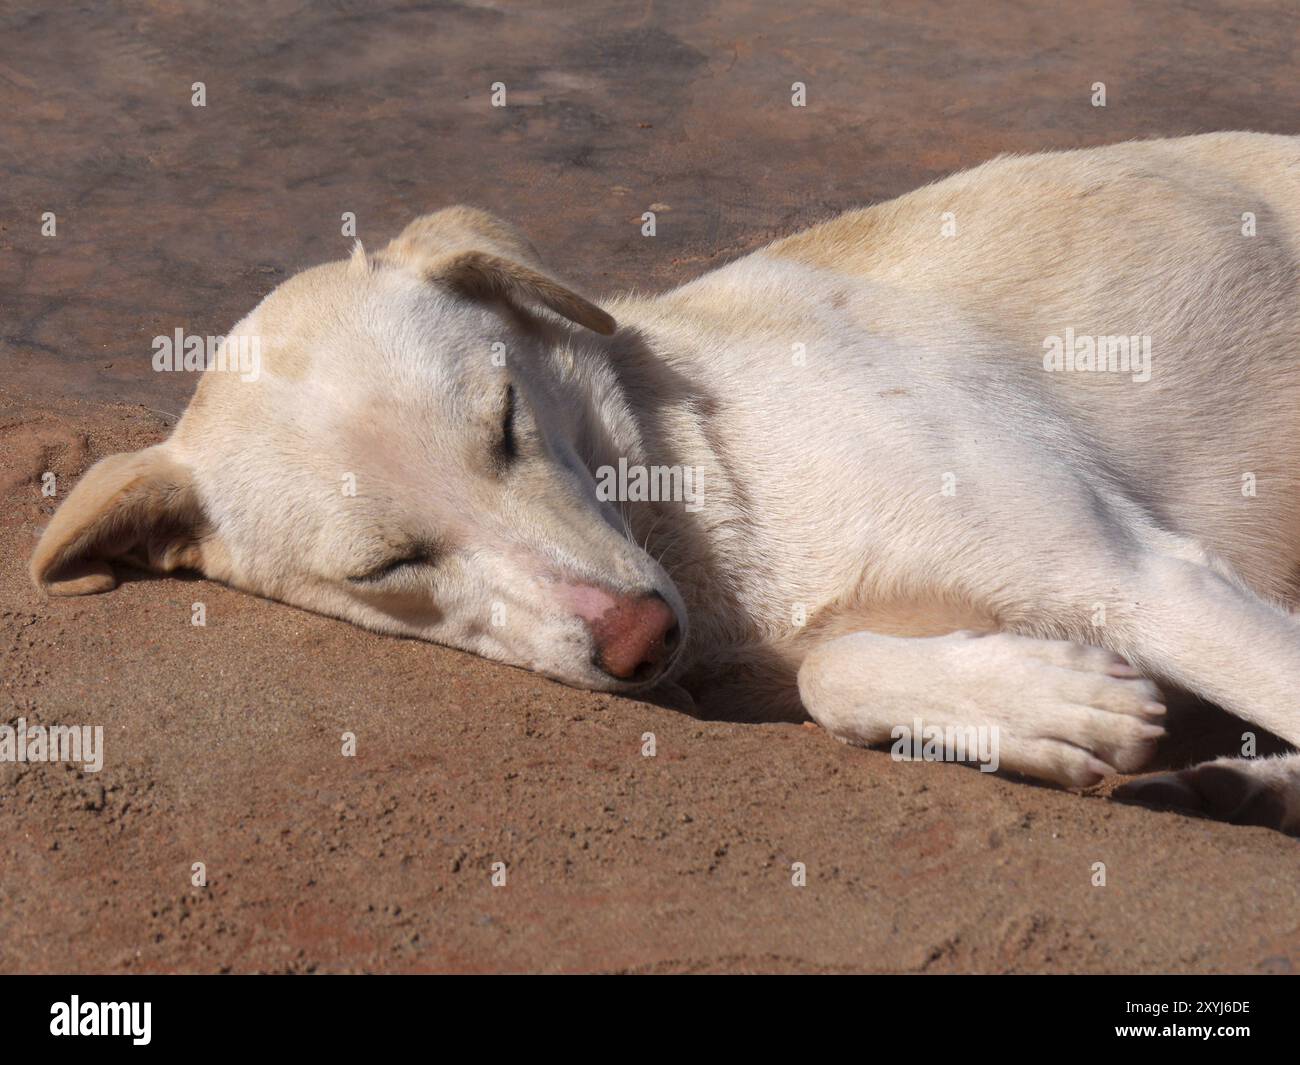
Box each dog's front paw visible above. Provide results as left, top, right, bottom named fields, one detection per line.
left=952, top=633, right=1167, bottom=787
left=799, top=630, right=1167, bottom=788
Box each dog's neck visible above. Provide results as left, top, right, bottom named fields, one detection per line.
left=556, top=322, right=805, bottom=717
left=564, top=322, right=723, bottom=542
left=562, top=320, right=771, bottom=658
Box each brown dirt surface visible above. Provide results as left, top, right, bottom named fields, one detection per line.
left=2, top=1, right=1298, bottom=973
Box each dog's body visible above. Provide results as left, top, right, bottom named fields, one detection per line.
left=33, top=131, right=1300, bottom=830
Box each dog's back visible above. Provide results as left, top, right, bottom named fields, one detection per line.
left=612, top=133, right=1300, bottom=626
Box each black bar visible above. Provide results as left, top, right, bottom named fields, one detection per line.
left=2, top=975, right=1288, bottom=1051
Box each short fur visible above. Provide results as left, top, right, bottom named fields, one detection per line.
left=33, top=133, right=1300, bottom=832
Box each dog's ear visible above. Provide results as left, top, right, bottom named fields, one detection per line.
left=380, top=206, right=616, bottom=335
left=380, top=206, right=546, bottom=268
left=31, top=446, right=211, bottom=596
left=432, top=250, right=616, bottom=335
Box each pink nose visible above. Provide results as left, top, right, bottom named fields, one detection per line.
left=588, top=591, right=680, bottom=682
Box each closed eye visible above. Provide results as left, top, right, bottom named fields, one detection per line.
left=347, top=544, right=439, bottom=584
left=493, top=383, right=517, bottom=470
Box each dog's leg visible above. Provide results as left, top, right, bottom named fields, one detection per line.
left=1093, top=553, right=1300, bottom=832
left=797, top=630, right=1166, bottom=787
left=1100, top=554, right=1300, bottom=745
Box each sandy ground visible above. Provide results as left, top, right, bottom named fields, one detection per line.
left=2, top=2, right=1299, bottom=973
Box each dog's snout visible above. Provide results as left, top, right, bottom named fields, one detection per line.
left=590, top=590, right=680, bottom=683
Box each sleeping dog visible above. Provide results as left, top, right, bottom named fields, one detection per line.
left=32, top=132, right=1300, bottom=831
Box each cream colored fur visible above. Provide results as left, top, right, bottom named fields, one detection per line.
left=32, top=133, right=1300, bottom=831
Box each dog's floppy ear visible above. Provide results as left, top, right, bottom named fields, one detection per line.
left=380, top=206, right=616, bottom=335
left=31, top=446, right=210, bottom=596
left=432, top=250, right=616, bottom=335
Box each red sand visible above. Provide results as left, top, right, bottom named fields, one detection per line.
left=2, top=1, right=1297, bottom=972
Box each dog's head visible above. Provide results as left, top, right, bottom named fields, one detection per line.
left=31, top=208, right=687, bottom=692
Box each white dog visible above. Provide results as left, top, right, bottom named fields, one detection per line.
left=32, top=132, right=1300, bottom=831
